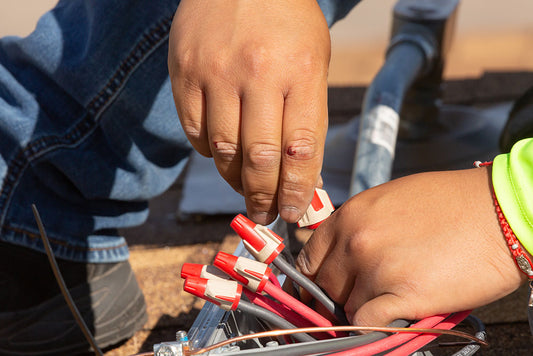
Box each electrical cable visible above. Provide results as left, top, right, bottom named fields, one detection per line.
left=243, top=289, right=334, bottom=341
left=32, top=205, right=104, bottom=356
left=385, top=311, right=471, bottom=356
left=262, top=281, right=342, bottom=338
left=273, top=255, right=348, bottom=325
left=269, top=272, right=282, bottom=288
left=185, top=322, right=487, bottom=355
left=326, top=314, right=449, bottom=356
left=237, top=300, right=316, bottom=343
left=243, top=289, right=313, bottom=329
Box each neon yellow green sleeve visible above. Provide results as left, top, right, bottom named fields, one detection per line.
left=493, top=138, right=533, bottom=254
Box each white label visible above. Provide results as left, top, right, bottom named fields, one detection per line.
left=367, top=105, right=400, bottom=157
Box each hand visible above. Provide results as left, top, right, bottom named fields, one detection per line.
left=168, top=0, right=330, bottom=225
left=296, top=167, right=525, bottom=326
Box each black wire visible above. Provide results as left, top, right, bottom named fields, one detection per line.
left=32, top=204, right=104, bottom=356
left=273, top=255, right=348, bottom=325
left=237, top=300, right=316, bottom=343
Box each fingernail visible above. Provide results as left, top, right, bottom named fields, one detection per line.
left=296, top=249, right=311, bottom=275
left=280, top=206, right=301, bottom=223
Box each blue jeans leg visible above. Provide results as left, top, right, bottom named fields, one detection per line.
left=0, top=0, right=191, bottom=263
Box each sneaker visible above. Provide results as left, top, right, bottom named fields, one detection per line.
left=500, top=85, right=533, bottom=153
left=0, top=241, right=147, bottom=355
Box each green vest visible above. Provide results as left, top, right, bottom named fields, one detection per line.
left=493, top=138, right=533, bottom=253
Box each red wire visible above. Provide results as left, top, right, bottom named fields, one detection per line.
left=243, top=289, right=332, bottom=340
left=328, top=314, right=449, bottom=356
left=263, top=281, right=346, bottom=338
left=269, top=272, right=282, bottom=288
left=385, top=310, right=470, bottom=356
left=242, top=290, right=310, bottom=327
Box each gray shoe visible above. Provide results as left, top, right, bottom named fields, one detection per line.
left=0, top=242, right=147, bottom=355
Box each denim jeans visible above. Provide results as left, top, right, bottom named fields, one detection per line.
left=0, top=0, right=359, bottom=263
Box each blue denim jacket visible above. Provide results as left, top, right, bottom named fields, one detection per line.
left=0, top=0, right=360, bottom=263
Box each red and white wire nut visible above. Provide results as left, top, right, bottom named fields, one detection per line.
left=231, top=214, right=285, bottom=264
left=181, top=263, right=229, bottom=281
left=183, top=277, right=242, bottom=311
left=297, top=188, right=334, bottom=229
left=214, top=251, right=272, bottom=292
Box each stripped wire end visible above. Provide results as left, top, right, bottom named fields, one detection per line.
left=231, top=214, right=285, bottom=264
left=297, top=188, right=335, bottom=229
left=214, top=252, right=272, bottom=292
left=184, top=277, right=241, bottom=311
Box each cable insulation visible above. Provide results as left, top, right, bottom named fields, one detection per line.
left=273, top=255, right=348, bottom=324
left=237, top=300, right=316, bottom=343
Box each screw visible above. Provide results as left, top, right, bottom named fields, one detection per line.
left=176, top=330, right=188, bottom=342
left=155, top=345, right=175, bottom=356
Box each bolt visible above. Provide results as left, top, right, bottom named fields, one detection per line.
left=176, top=330, right=188, bottom=342
left=155, top=345, right=175, bottom=356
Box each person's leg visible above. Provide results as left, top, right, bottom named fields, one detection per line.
left=0, top=0, right=189, bottom=263
left=0, top=0, right=189, bottom=353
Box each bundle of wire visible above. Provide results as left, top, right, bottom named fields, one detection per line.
left=180, top=212, right=487, bottom=355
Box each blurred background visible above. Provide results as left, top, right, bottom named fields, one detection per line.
left=1, top=0, right=532, bottom=85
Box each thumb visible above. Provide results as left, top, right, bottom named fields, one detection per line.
left=352, top=294, right=411, bottom=327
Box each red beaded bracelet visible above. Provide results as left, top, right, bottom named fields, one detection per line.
left=474, top=160, right=533, bottom=279
left=492, top=190, right=533, bottom=279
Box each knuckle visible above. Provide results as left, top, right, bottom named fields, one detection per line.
left=247, top=190, right=276, bottom=209
left=206, top=52, right=230, bottom=78
left=182, top=123, right=203, bottom=143
left=347, top=231, right=373, bottom=258
left=297, top=52, right=322, bottom=76
left=171, top=47, right=196, bottom=75
left=212, top=140, right=240, bottom=164
left=241, top=44, right=273, bottom=78
left=245, top=142, right=281, bottom=171
left=285, top=133, right=321, bottom=162
left=279, top=180, right=308, bottom=203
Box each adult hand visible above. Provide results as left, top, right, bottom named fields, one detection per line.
left=168, top=0, right=330, bottom=225
left=296, top=167, right=526, bottom=326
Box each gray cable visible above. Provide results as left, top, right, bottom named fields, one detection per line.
left=273, top=255, right=348, bottom=324
left=237, top=300, right=316, bottom=343
left=32, top=205, right=104, bottom=356
left=216, top=319, right=410, bottom=356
